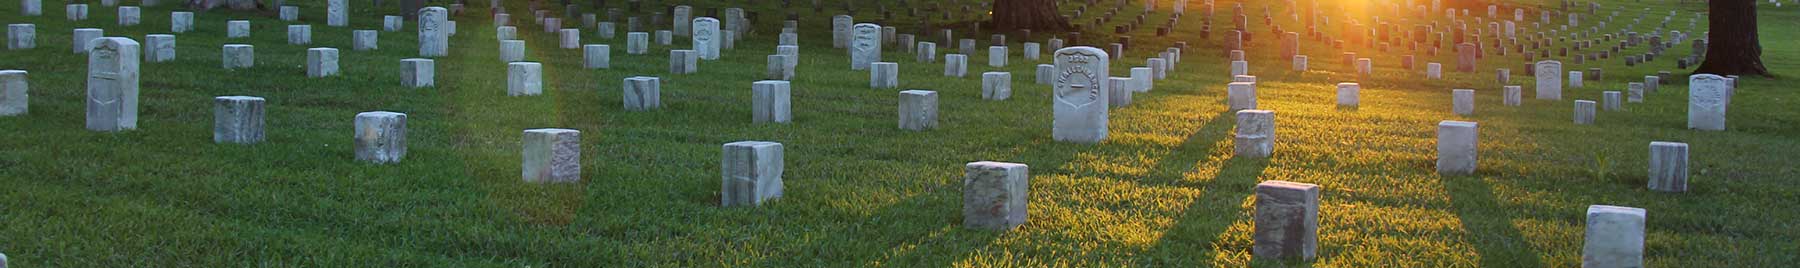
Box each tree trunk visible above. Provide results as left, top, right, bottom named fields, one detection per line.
left=1694, top=0, right=1770, bottom=77
left=991, top=0, right=1070, bottom=32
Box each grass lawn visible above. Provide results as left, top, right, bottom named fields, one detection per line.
left=1, top=0, right=1797, bottom=266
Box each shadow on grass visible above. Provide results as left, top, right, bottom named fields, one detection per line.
left=1444, top=175, right=1549, bottom=267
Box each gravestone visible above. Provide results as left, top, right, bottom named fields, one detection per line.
left=1337, top=83, right=1359, bottom=107
left=354, top=30, right=378, bottom=50
left=656, top=30, right=672, bottom=45
left=1252, top=180, right=1320, bottom=260
left=1644, top=76, right=1660, bottom=93
left=1231, top=60, right=1248, bottom=76
left=598, top=22, right=615, bottom=38
left=1583, top=205, right=1646, bottom=268
left=559, top=29, right=580, bottom=49
left=400, top=58, right=434, bottom=88
left=1574, top=100, right=1596, bottom=124
left=962, top=161, right=1029, bottom=231
left=384, top=16, right=403, bottom=31
left=944, top=54, right=968, bottom=77
left=1569, top=71, right=1584, bottom=88
left=1356, top=58, right=1373, bottom=76
left=1148, top=58, right=1167, bottom=80
left=500, top=40, right=525, bottom=62
left=983, top=72, right=1011, bottom=100
left=222, top=44, right=254, bottom=69
left=7, top=24, right=34, bottom=50
left=1131, top=67, right=1152, bottom=92
left=1426, top=63, right=1442, bottom=79
left=0, top=70, right=26, bottom=116
left=766, top=55, right=794, bottom=80
left=1108, top=77, right=1132, bottom=108
left=118, top=6, right=139, bottom=26
left=752, top=81, right=792, bottom=123
left=1627, top=83, right=1644, bottom=103
left=673, top=5, right=692, bottom=36
left=227, top=20, right=250, bottom=38
left=1686, top=74, right=1728, bottom=130
left=213, top=96, right=265, bottom=144
left=778, top=46, right=799, bottom=69
left=21, top=0, right=41, bottom=16
left=898, top=90, right=937, bottom=130
left=693, top=17, right=720, bottom=60
left=623, top=76, right=661, bottom=110
left=627, top=32, right=649, bottom=54
left=721, top=141, right=784, bottom=207
left=507, top=62, right=543, bottom=96
left=1051, top=47, right=1110, bottom=143
left=916, top=42, right=937, bottom=62
left=1648, top=142, right=1688, bottom=192
left=870, top=62, right=899, bottom=88
left=306, top=48, right=339, bottom=77
left=1023, top=42, right=1040, bottom=61
left=72, top=28, right=102, bottom=54
left=1436, top=120, right=1478, bottom=175
left=522, top=128, right=582, bottom=183
left=1602, top=91, right=1622, bottom=111
left=1234, top=110, right=1276, bottom=158
left=988, top=46, right=1007, bottom=67
left=1535, top=61, right=1563, bottom=99
left=280, top=6, right=298, bottom=21
left=851, top=23, right=882, bottom=70
left=669, top=50, right=697, bottom=74
left=144, top=34, right=174, bottom=62
left=1504, top=86, right=1522, bottom=106
left=1496, top=68, right=1510, bottom=84
left=1456, top=43, right=1478, bottom=72
left=497, top=26, right=517, bottom=40
left=832, top=15, right=853, bottom=48
left=288, top=25, right=312, bottom=45
left=584, top=45, right=611, bottom=69
left=354, top=111, right=407, bottom=164
left=1453, top=89, right=1475, bottom=115
left=1292, top=55, right=1308, bottom=71
left=1035, top=64, right=1053, bottom=85
left=1228, top=82, right=1257, bottom=111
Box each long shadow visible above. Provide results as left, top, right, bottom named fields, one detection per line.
left=1139, top=154, right=1271, bottom=265
left=1443, top=176, right=1549, bottom=267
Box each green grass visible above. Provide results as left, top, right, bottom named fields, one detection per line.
left=1, top=0, right=1797, bottom=266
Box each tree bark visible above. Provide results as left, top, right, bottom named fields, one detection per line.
left=1694, top=0, right=1770, bottom=77
left=991, top=0, right=1070, bottom=32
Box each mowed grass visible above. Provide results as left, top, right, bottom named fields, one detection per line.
left=1, top=0, right=1797, bottom=266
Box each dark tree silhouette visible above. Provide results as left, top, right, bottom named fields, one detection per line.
left=1694, top=0, right=1770, bottom=76
left=991, top=0, right=1071, bottom=32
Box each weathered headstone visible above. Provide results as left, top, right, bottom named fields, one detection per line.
left=752, top=81, right=792, bottom=123
left=1583, top=205, right=1646, bottom=268
left=1536, top=60, right=1563, bottom=99
left=626, top=32, right=649, bottom=54
left=721, top=141, right=784, bottom=207
left=1231, top=60, right=1249, bottom=76
left=1130, top=67, right=1152, bottom=92
left=962, top=161, right=1029, bottom=231
left=21, top=0, right=42, bottom=16
left=353, top=111, right=407, bottom=163
left=766, top=55, right=793, bottom=80
left=656, top=30, right=672, bottom=45
left=672, top=5, right=692, bottom=36
left=1648, top=142, right=1689, bottom=192
left=1602, top=91, right=1623, bottom=111
left=870, top=62, right=900, bottom=88
left=117, top=6, right=140, bottom=26
left=1426, top=63, right=1442, bottom=79
left=1504, top=86, right=1522, bottom=106
left=898, top=90, right=937, bottom=130
left=212, top=96, right=265, bottom=144
left=306, top=48, right=338, bottom=77
left=669, top=49, right=697, bottom=74
left=72, top=28, right=102, bottom=54
left=1023, top=42, right=1040, bottom=61
left=1051, top=47, right=1110, bottom=143
left=227, top=20, right=250, bottom=38
left=0, top=70, right=26, bottom=116
left=1035, top=64, right=1053, bottom=85
left=693, top=17, right=720, bottom=60
left=1453, top=89, right=1475, bottom=115
left=851, top=23, right=882, bottom=70
left=400, top=58, right=434, bottom=88
left=522, top=128, right=582, bottom=183
left=1574, top=100, right=1596, bottom=124
left=144, top=34, right=174, bottom=62
left=1687, top=74, right=1728, bottom=130
left=328, top=0, right=348, bottom=26
left=1569, top=71, right=1585, bottom=88
left=832, top=15, right=852, bottom=48
left=353, top=30, right=378, bottom=50
left=280, top=6, right=299, bottom=21
left=580, top=44, right=610, bottom=69
left=944, top=54, right=968, bottom=77
left=983, top=72, right=1011, bottom=100
left=622, top=76, right=661, bottom=110
left=1252, top=180, right=1320, bottom=260
left=1292, top=55, right=1308, bottom=71
left=1436, top=120, right=1478, bottom=175
left=1234, top=110, right=1276, bottom=158
left=1108, top=77, right=1133, bottom=108
left=7, top=24, right=34, bottom=50
left=1337, top=83, right=1359, bottom=107
left=500, top=40, right=526, bottom=62
left=384, top=16, right=404, bottom=31
left=287, top=25, right=312, bottom=45
left=916, top=42, right=937, bottom=62
left=507, top=62, right=543, bottom=96
left=222, top=44, right=254, bottom=69
left=1228, top=82, right=1257, bottom=111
